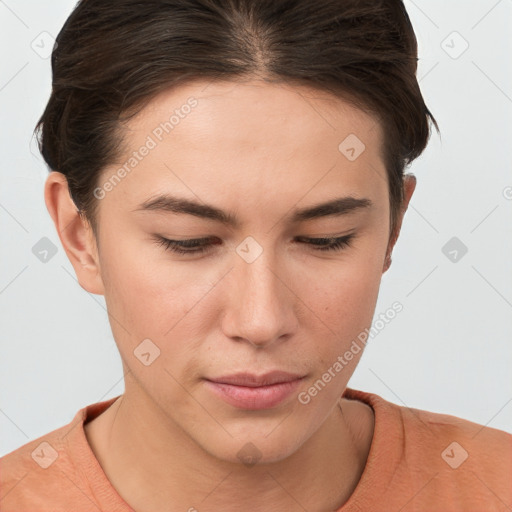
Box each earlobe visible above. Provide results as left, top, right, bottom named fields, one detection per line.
left=382, top=253, right=392, bottom=273
left=44, top=171, right=105, bottom=295
left=382, top=174, right=416, bottom=274
left=401, top=173, right=417, bottom=212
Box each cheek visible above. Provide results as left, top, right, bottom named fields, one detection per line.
left=102, top=257, right=213, bottom=338
left=307, top=243, right=385, bottom=322
left=98, top=241, right=213, bottom=392
left=97, top=230, right=198, bottom=336
left=301, top=248, right=385, bottom=368
left=315, top=272, right=380, bottom=348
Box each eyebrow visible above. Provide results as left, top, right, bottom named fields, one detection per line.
left=133, top=194, right=372, bottom=228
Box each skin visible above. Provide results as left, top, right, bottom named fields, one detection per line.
left=45, top=78, right=415, bottom=512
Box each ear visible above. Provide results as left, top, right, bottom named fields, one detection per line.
left=382, top=174, right=416, bottom=273
left=44, top=171, right=105, bottom=295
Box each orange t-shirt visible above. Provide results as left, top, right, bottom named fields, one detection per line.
left=1, top=387, right=511, bottom=511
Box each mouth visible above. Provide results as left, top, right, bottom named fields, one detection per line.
left=206, top=371, right=305, bottom=387
left=203, top=371, right=306, bottom=410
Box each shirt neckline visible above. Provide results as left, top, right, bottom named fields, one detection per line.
left=335, top=387, right=404, bottom=510
left=63, top=387, right=403, bottom=511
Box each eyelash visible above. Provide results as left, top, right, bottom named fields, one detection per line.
left=153, top=234, right=355, bottom=255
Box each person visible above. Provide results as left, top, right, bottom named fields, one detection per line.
left=1, top=1, right=510, bottom=511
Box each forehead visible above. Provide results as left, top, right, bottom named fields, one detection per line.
left=102, top=79, right=387, bottom=216
left=134, top=79, right=383, bottom=153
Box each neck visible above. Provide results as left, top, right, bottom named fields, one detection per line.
left=84, top=390, right=373, bottom=512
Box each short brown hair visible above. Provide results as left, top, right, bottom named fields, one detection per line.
left=35, top=0, right=439, bottom=239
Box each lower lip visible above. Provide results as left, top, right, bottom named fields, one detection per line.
left=204, top=378, right=303, bottom=410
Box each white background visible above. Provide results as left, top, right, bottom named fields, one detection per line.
left=1, top=0, right=511, bottom=456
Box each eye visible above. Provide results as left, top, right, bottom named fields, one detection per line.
left=153, top=233, right=355, bottom=256
left=296, top=234, right=355, bottom=252
left=153, top=236, right=217, bottom=255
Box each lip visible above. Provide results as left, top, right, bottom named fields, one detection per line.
left=204, top=371, right=305, bottom=410
left=207, top=371, right=305, bottom=387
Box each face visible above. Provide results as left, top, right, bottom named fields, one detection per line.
left=85, top=79, right=394, bottom=463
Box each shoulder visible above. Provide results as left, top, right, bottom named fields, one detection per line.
left=400, top=404, right=512, bottom=462
left=0, top=398, right=122, bottom=511
left=343, top=387, right=512, bottom=510
left=0, top=420, right=84, bottom=510
left=394, top=401, right=512, bottom=507
left=346, top=387, right=512, bottom=472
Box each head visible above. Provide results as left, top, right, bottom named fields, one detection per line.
left=40, top=0, right=438, bottom=464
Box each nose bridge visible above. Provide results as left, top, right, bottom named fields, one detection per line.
left=241, top=252, right=282, bottom=309
left=222, top=243, right=296, bottom=347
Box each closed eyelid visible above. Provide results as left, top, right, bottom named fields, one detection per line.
left=152, top=232, right=356, bottom=256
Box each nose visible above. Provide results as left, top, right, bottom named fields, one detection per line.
left=220, top=250, right=299, bottom=349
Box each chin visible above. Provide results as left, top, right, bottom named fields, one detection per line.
left=198, top=429, right=304, bottom=467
